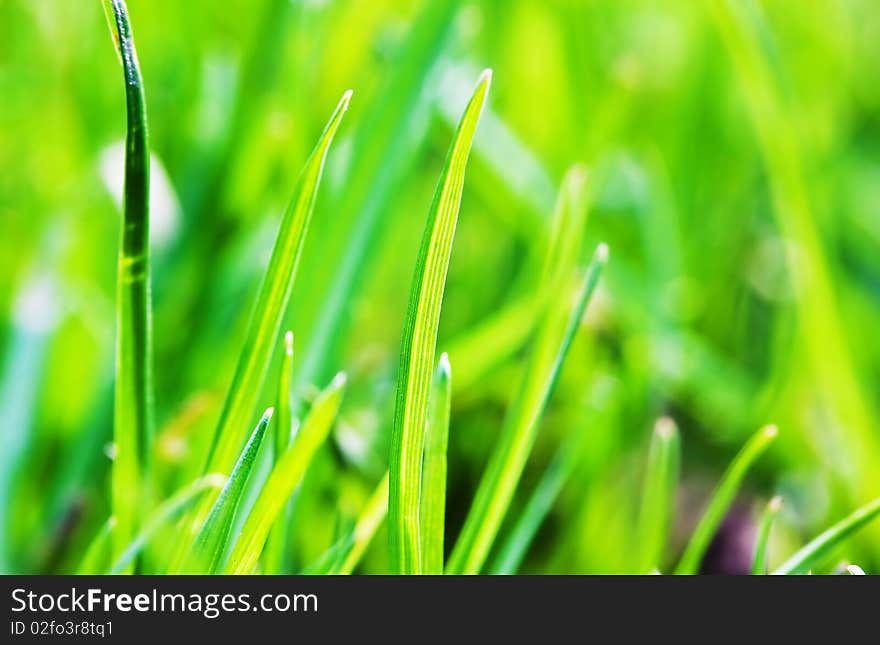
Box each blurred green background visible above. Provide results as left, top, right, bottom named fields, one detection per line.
left=1, top=0, right=879, bottom=574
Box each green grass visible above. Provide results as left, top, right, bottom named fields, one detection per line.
left=420, top=353, right=452, bottom=574
left=637, top=417, right=681, bottom=574
left=751, top=496, right=782, bottom=575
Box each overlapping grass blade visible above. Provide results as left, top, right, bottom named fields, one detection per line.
left=447, top=242, right=607, bottom=575
left=225, top=373, right=347, bottom=574
left=76, top=517, right=117, bottom=575
left=773, top=496, right=880, bottom=575
left=420, top=353, right=452, bottom=574
left=104, top=0, right=154, bottom=566
left=751, top=496, right=782, bottom=575
left=637, top=417, right=680, bottom=573
left=675, top=424, right=777, bottom=574
left=108, top=475, right=225, bottom=574
left=338, top=473, right=390, bottom=575
left=388, top=70, right=491, bottom=575
left=204, top=90, right=351, bottom=477
left=176, top=408, right=272, bottom=573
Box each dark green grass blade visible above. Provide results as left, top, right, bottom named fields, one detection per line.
left=420, top=353, right=452, bottom=574
left=176, top=408, right=272, bottom=574
left=108, top=475, right=225, bottom=574
left=204, top=90, right=351, bottom=477
left=675, top=424, right=778, bottom=574
left=637, top=417, right=681, bottom=573
left=104, top=0, right=154, bottom=567
left=388, top=70, right=491, bottom=575
left=447, top=244, right=608, bottom=574
left=773, top=497, right=880, bottom=575
left=225, top=373, right=346, bottom=574
left=751, top=496, right=782, bottom=575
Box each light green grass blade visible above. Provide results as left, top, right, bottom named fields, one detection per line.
left=176, top=408, right=272, bottom=574
left=675, top=424, right=778, bottom=575
left=420, top=353, right=452, bottom=574
left=225, top=373, right=346, bottom=574
left=76, top=517, right=117, bottom=575
left=105, top=0, right=154, bottom=568
left=338, top=473, right=390, bottom=575
left=448, top=244, right=608, bottom=574
left=204, top=90, right=351, bottom=477
left=845, top=564, right=866, bottom=575
left=108, top=475, right=225, bottom=574
left=773, top=497, right=880, bottom=575
left=751, top=496, right=782, bottom=575
left=388, top=70, right=491, bottom=575
left=264, top=331, right=294, bottom=574
left=637, top=417, right=681, bottom=573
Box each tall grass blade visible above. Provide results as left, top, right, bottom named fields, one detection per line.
left=176, top=408, right=272, bottom=573
left=204, top=90, right=351, bottom=477
left=637, top=417, right=681, bottom=573
left=420, top=353, right=452, bottom=574
left=448, top=243, right=608, bottom=574
left=76, top=517, right=117, bottom=575
left=108, top=475, right=225, bottom=574
left=751, top=495, right=782, bottom=575
left=773, top=497, right=880, bottom=575
left=225, top=373, right=346, bottom=574
left=105, top=0, right=154, bottom=567
left=675, top=424, right=778, bottom=574
left=338, top=473, right=390, bottom=575
left=388, top=70, right=491, bottom=574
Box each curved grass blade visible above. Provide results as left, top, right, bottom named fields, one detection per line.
left=751, top=496, right=782, bottom=575
left=637, top=417, right=681, bottom=573
left=773, top=496, right=880, bottom=575
left=338, top=473, right=390, bottom=575
left=204, top=90, right=351, bottom=477
left=388, top=70, right=491, bottom=575
left=76, top=517, right=117, bottom=575
left=420, top=353, right=452, bottom=574
left=675, top=424, right=778, bottom=575
left=175, top=408, right=272, bottom=574
left=108, top=475, right=225, bottom=574
left=447, top=244, right=608, bottom=574
left=105, top=0, right=154, bottom=567
left=225, top=373, right=347, bottom=574
left=846, top=564, right=866, bottom=575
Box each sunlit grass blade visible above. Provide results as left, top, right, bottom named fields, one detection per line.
left=104, top=0, right=154, bottom=568
left=420, top=353, right=452, bottom=574
left=338, top=472, right=390, bottom=574
left=175, top=408, right=272, bottom=573
left=225, top=373, right=346, bottom=574
left=264, top=331, right=294, bottom=574
left=76, top=517, right=117, bottom=575
left=773, top=496, right=880, bottom=575
left=108, top=475, right=225, bottom=574
left=751, top=495, right=782, bottom=575
left=204, top=90, right=351, bottom=477
left=388, top=70, right=491, bottom=575
left=846, top=564, right=866, bottom=575
left=674, top=424, right=778, bottom=575
left=448, top=244, right=608, bottom=574
left=637, top=417, right=681, bottom=573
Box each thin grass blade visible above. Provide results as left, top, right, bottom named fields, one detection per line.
left=751, top=495, right=782, bottom=575
left=225, top=373, right=347, bottom=574
left=338, top=472, right=390, bottom=575
left=420, top=353, right=452, bottom=574
left=105, top=0, right=154, bottom=567
left=76, top=517, right=117, bottom=575
left=773, top=496, right=880, bottom=575
left=637, top=417, right=681, bottom=573
left=388, top=70, right=491, bottom=574
left=675, top=424, right=778, bottom=575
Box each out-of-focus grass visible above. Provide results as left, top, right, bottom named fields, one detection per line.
left=1, top=0, right=880, bottom=574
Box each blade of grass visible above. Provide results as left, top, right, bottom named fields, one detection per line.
left=845, top=564, right=866, bottom=575
left=675, top=424, right=778, bottom=575
left=751, top=496, right=783, bottom=575
left=637, top=417, right=681, bottom=573
left=225, top=373, right=346, bottom=574
left=388, top=69, right=491, bottom=575
left=204, top=90, right=351, bottom=477
left=108, top=474, right=225, bottom=574
left=338, top=473, right=390, bottom=575
left=264, top=331, right=294, bottom=574
left=773, top=496, right=880, bottom=575
left=76, top=517, right=117, bottom=575
left=447, top=244, right=608, bottom=574
left=175, top=408, right=272, bottom=573
left=104, top=0, right=154, bottom=568
left=420, top=353, right=452, bottom=574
